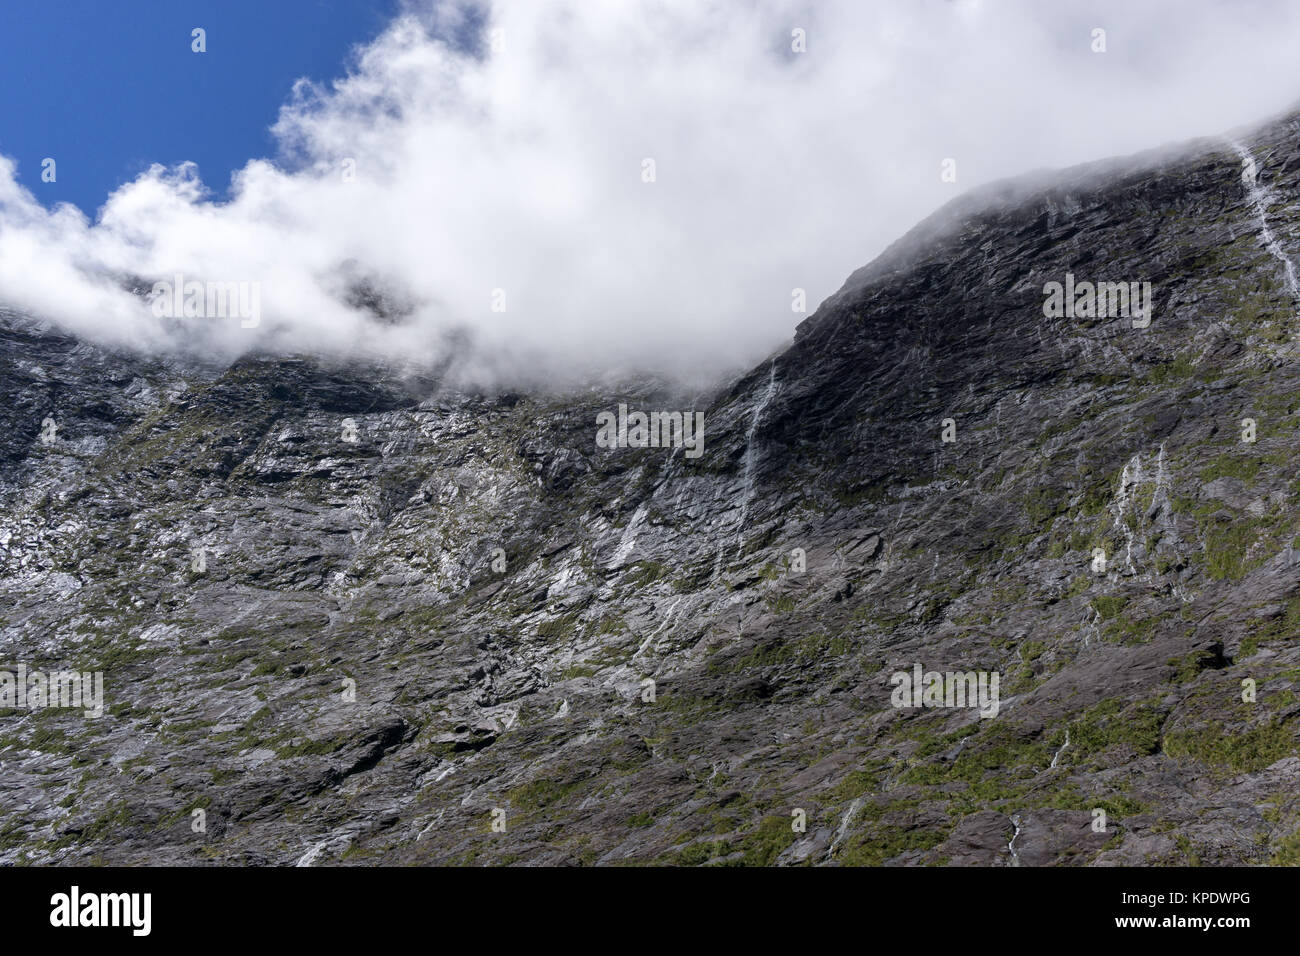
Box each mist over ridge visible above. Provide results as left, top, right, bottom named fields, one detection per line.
left=4, top=0, right=1300, bottom=386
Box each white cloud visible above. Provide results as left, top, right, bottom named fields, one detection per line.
left=3, top=0, right=1300, bottom=383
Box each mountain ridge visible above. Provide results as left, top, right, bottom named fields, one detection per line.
left=4, top=107, right=1300, bottom=865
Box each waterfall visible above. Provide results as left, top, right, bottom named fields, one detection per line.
left=1151, top=443, right=1171, bottom=522
left=733, top=362, right=779, bottom=556
left=1111, top=453, right=1142, bottom=573
left=1049, top=729, right=1071, bottom=769
left=1083, top=607, right=1101, bottom=648
left=1007, top=813, right=1023, bottom=866
left=631, top=597, right=682, bottom=662
left=829, top=796, right=865, bottom=857
left=1230, top=141, right=1300, bottom=303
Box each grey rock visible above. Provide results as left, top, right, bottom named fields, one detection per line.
left=5, top=110, right=1300, bottom=866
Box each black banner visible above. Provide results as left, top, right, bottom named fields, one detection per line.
left=3, top=865, right=1278, bottom=942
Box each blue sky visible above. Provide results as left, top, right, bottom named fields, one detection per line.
left=4, top=0, right=1300, bottom=380
left=0, top=0, right=397, bottom=215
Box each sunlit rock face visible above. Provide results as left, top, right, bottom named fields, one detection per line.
left=4, top=111, right=1300, bottom=866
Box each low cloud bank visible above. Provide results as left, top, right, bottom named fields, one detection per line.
left=3, top=0, right=1300, bottom=383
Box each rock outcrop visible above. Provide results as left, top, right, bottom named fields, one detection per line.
left=4, top=111, right=1300, bottom=866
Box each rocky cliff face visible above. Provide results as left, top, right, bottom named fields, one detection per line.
left=5, top=110, right=1300, bottom=867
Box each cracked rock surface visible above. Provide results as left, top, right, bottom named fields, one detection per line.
left=4, top=112, right=1300, bottom=866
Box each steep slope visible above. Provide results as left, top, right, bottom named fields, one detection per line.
left=4, top=111, right=1300, bottom=866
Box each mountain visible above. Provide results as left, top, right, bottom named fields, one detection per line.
left=4, top=109, right=1300, bottom=867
